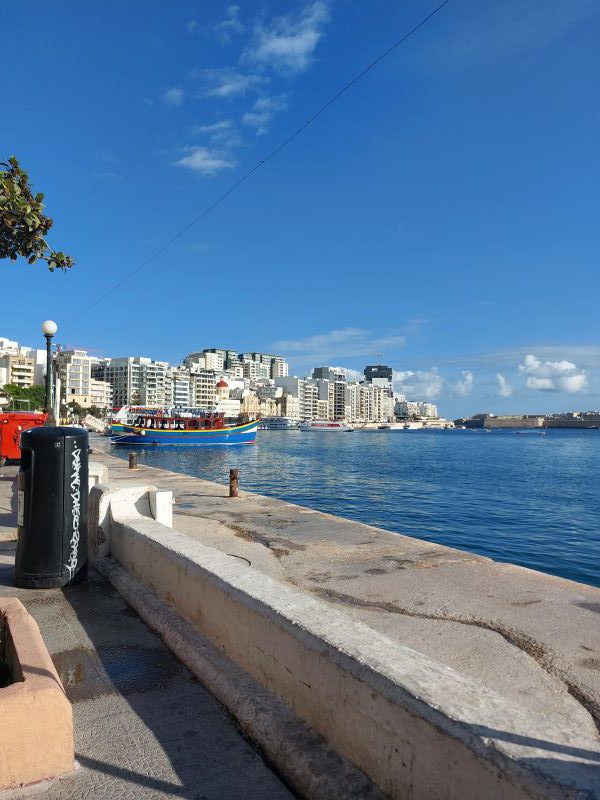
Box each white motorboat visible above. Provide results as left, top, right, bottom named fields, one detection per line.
left=259, top=416, right=299, bottom=430
left=299, top=419, right=354, bottom=432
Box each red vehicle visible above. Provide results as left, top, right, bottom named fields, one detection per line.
left=0, top=412, right=47, bottom=466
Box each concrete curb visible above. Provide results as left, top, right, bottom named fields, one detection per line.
left=94, top=556, right=386, bottom=800
left=0, top=598, right=74, bottom=790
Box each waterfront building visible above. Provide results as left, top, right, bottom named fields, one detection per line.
left=213, top=380, right=242, bottom=418
left=240, top=352, right=289, bottom=380
left=191, top=370, right=218, bottom=409
left=271, top=359, right=289, bottom=378
left=310, top=368, right=349, bottom=420
left=363, top=364, right=394, bottom=399
left=55, top=349, right=92, bottom=408
left=274, top=377, right=313, bottom=420
left=94, top=356, right=171, bottom=408
left=259, top=397, right=279, bottom=418
left=184, top=351, right=224, bottom=372
left=280, top=394, right=300, bottom=421
left=170, top=367, right=191, bottom=407
left=0, top=337, right=47, bottom=388
left=395, top=400, right=438, bottom=419
left=256, top=384, right=283, bottom=402
left=0, top=352, right=35, bottom=389
left=346, top=382, right=394, bottom=423
left=242, top=358, right=270, bottom=380
left=419, top=403, right=438, bottom=418
left=90, top=379, right=113, bottom=410
left=54, top=349, right=111, bottom=410
left=240, top=392, right=259, bottom=419
left=139, top=359, right=170, bottom=407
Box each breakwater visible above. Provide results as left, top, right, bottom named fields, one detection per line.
left=108, top=428, right=600, bottom=588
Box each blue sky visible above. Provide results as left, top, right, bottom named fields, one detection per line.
left=2, top=0, right=599, bottom=417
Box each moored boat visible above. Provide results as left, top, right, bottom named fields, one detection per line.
left=112, top=412, right=258, bottom=446
left=110, top=405, right=166, bottom=435
left=298, top=419, right=354, bottom=432
left=259, top=416, right=299, bottom=430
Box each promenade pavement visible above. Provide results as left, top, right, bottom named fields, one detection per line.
left=0, top=465, right=294, bottom=800
left=89, top=440, right=600, bottom=750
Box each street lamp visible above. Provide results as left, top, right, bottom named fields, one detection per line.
left=41, top=320, right=58, bottom=425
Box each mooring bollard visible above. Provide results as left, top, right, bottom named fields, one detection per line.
left=128, top=452, right=137, bottom=470
left=229, top=468, right=239, bottom=498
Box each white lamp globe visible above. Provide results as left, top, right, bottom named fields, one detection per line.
left=41, top=320, right=58, bottom=336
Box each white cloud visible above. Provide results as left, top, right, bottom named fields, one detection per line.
left=518, top=353, right=588, bottom=393
left=394, top=369, right=443, bottom=399
left=189, top=119, right=242, bottom=145
left=330, top=366, right=363, bottom=382
left=496, top=373, right=513, bottom=397
left=187, top=19, right=199, bottom=34
left=191, top=120, right=233, bottom=135
left=196, top=68, right=269, bottom=98
left=403, top=318, right=430, bottom=335
left=243, top=1, right=330, bottom=74
left=272, top=327, right=405, bottom=366
left=242, top=94, right=288, bottom=134
left=162, top=87, right=184, bottom=107
left=174, top=147, right=235, bottom=176
left=215, top=5, right=245, bottom=43
left=453, top=370, right=474, bottom=397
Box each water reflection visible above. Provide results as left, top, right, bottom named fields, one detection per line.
left=111, top=429, right=600, bottom=587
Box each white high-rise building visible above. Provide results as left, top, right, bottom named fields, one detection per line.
left=191, top=371, right=217, bottom=409
left=0, top=337, right=47, bottom=389
left=55, top=349, right=92, bottom=408
left=94, top=356, right=171, bottom=407
left=55, top=349, right=111, bottom=410
left=395, top=400, right=437, bottom=419
left=90, top=379, right=113, bottom=410
left=170, top=367, right=191, bottom=407
left=346, top=382, right=393, bottom=423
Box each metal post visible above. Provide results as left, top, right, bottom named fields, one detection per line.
left=44, top=334, right=56, bottom=426
left=229, top=468, right=239, bottom=498
left=129, top=452, right=137, bottom=470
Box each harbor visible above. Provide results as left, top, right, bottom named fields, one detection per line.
left=105, top=427, right=600, bottom=588
left=2, top=2, right=600, bottom=796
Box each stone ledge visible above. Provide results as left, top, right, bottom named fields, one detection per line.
left=0, top=598, right=74, bottom=790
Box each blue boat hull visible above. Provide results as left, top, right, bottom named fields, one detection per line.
left=111, top=420, right=258, bottom=446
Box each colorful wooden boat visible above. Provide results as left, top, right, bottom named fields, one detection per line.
left=111, top=413, right=258, bottom=446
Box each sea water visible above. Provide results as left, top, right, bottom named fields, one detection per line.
left=110, top=428, right=600, bottom=588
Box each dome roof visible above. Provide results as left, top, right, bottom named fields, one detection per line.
left=216, top=379, right=229, bottom=388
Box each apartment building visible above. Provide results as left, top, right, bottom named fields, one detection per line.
left=138, top=360, right=170, bottom=407
left=395, top=400, right=438, bottom=419
left=94, top=356, right=171, bottom=407
left=55, top=349, right=92, bottom=407
left=0, top=353, right=35, bottom=388
left=170, top=367, right=191, bottom=407
left=191, top=370, right=217, bottom=409
left=0, top=337, right=46, bottom=388
left=90, top=379, right=113, bottom=410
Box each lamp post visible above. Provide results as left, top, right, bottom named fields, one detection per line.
left=41, top=320, right=58, bottom=426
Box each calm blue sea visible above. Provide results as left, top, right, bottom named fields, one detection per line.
left=110, top=429, right=600, bottom=588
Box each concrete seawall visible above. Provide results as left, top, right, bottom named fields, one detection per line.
left=88, top=446, right=600, bottom=799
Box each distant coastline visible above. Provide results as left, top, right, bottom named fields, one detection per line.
left=454, top=411, right=600, bottom=429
